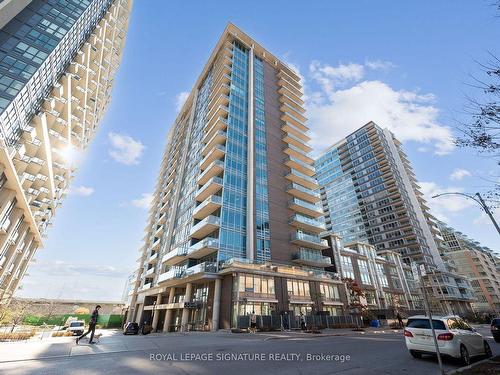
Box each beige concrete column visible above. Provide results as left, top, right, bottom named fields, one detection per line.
left=163, top=287, right=175, bottom=332
left=151, top=293, right=162, bottom=332
left=180, top=283, right=193, bottom=332
left=212, top=278, right=222, bottom=331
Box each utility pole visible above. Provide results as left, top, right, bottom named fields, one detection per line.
left=414, top=263, right=445, bottom=375
left=475, top=192, right=500, bottom=235
left=432, top=192, right=500, bottom=236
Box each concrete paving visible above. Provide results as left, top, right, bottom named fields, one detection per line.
left=0, top=325, right=496, bottom=374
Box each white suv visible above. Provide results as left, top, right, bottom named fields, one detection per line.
left=404, top=315, right=492, bottom=365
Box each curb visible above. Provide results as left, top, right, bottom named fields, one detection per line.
left=445, top=357, right=491, bottom=375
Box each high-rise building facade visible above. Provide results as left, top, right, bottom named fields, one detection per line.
left=128, top=24, right=351, bottom=332
left=315, top=122, right=475, bottom=315
left=438, top=221, right=500, bottom=314
left=0, top=0, right=132, bottom=303
left=315, top=122, right=444, bottom=269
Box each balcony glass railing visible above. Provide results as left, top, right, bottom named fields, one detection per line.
left=290, top=214, right=325, bottom=229
left=197, top=176, right=223, bottom=196
left=188, top=237, right=219, bottom=255
left=158, top=267, right=184, bottom=283
left=287, top=156, right=315, bottom=172
left=289, top=198, right=323, bottom=213
left=287, top=143, right=312, bottom=158
left=184, top=261, right=217, bottom=276
left=293, top=248, right=331, bottom=265
left=190, top=215, right=220, bottom=234
left=289, top=169, right=317, bottom=185
left=162, top=246, right=188, bottom=262
left=292, top=232, right=328, bottom=247
left=287, top=183, right=321, bottom=199
left=193, top=195, right=222, bottom=215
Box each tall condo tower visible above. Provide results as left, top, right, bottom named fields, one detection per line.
left=0, top=0, right=133, bottom=303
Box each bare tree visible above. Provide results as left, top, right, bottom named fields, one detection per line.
left=456, top=2, right=500, bottom=202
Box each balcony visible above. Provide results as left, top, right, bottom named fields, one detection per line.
left=148, top=252, right=158, bottom=263
left=198, top=159, right=224, bottom=184
left=139, top=282, right=152, bottom=291
left=158, top=213, right=167, bottom=224
left=193, top=195, right=222, bottom=220
left=145, top=267, right=155, bottom=276
left=204, top=116, right=228, bottom=142
left=206, top=104, right=229, bottom=125
left=279, top=90, right=306, bottom=113
left=201, top=130, right=227, bottom=156
left=289, top=198, right=323, bottom=218
left=286, top=183, right=321, bottom=203
left=151, top=237, right=161, bottom=251
left=289, top=214, right=325, bottom=233
left=291, top=232, right=329, bottom=250
left=184, top=261, right=217, bottom=277
left=278, top=85, right=304, bottom=106
left=285, top=169, right=319, bottom=190
left=282, top=131, right=312, bottom=153
left=284, top=156, right=315, bottom=177
left=158, top=267, right=184, bottom=283
left=292, top=248, right=331, bottom=267
left=189, top=215, right=220, bottom=239
left=284, top=143, right=314, bottom=165
left=162, top=247, right=188, bottom=266
left=200, top=145, right=226, bottom=170
left=154, top=225, right=164, bottom=238
left=195, top=176, right=223, bottom=202
left=207, top=93, right=230, bottom=113
left=188, top=237, right=219, bottom=259
left=281, top=121, right=309, bottom=142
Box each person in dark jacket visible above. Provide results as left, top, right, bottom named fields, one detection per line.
left=76, top=305, right=101, bottom=344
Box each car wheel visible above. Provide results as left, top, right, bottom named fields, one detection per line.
left=460, top=345, right=470, bottom=366
left=409, top=350, right=422, bottom=359
left=484, top=341, right=493, bottom=358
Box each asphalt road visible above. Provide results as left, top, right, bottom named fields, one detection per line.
left=0, top=326, right=497, bottom=375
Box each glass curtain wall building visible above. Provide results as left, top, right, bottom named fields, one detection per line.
left=0, top=0, right=132, bottom=304
left=315, top=122, right=475, bottom=315
left=128, top=24, right=344, bottom=332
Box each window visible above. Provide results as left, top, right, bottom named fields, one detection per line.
left=358, top=260, right=371, bottom=285
left=407, top=319, right=446, bottom=330
left=376, top=263, right=388, bottom=287
left=320, top=283, right=340, bottom=300
left=287, top=279, right=310, bottom=297
left=341, top=256, right=355, bottom=279
left=238, top=273, right=275, bottom=295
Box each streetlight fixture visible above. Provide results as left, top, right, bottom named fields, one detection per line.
left=431, top=192, right=500, bottom=236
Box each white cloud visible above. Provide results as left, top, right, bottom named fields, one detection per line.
left=310, top=61, right=365, bottom=93
left=175, top=91, right=190, bottom=111
left=108, top=132, right=145, bottom=165
left=70, top=185, right=94, bottom=197
left=131, top=193, right=153, bottom=209
left=449, top=168, right=471, bottom=181
left=419, top=181, right=475, bottom=221
left=365, top=59, right=397, bottom=71
left=307, top=61, right=455, bottom=155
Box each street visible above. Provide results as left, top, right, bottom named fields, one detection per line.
left=0, top=325, right=497, bottom=374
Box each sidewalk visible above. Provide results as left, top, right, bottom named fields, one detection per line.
left=0, top=326, right=402, bottom=363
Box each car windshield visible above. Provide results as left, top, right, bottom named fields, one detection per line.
left=70, top=322, right=84, bottom=327
left=492, top=319, right=500, bottom=325
left=407, top=318, right=446, bottom=330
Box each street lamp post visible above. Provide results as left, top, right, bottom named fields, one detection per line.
left=431, top=192, right=500, bottom=236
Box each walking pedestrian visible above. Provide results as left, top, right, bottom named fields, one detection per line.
left=250, top=311, right=257, bottom=333
left=300, top=312, right=306, bottom=331
left=76, top=305, right=101, bottom=344
left=396, top=312, right=404, bottom=328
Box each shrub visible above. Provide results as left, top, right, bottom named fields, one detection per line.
left=0, top=331, right=36, bottom=341
left=52, top=331, right=73, bottom=337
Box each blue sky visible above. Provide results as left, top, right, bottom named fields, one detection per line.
left=18, top=1, right=500, bottom=301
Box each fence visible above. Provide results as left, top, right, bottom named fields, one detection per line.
left=236, top=314, right=363, bottom=331
left=23, top=314, right=124, bottom=328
